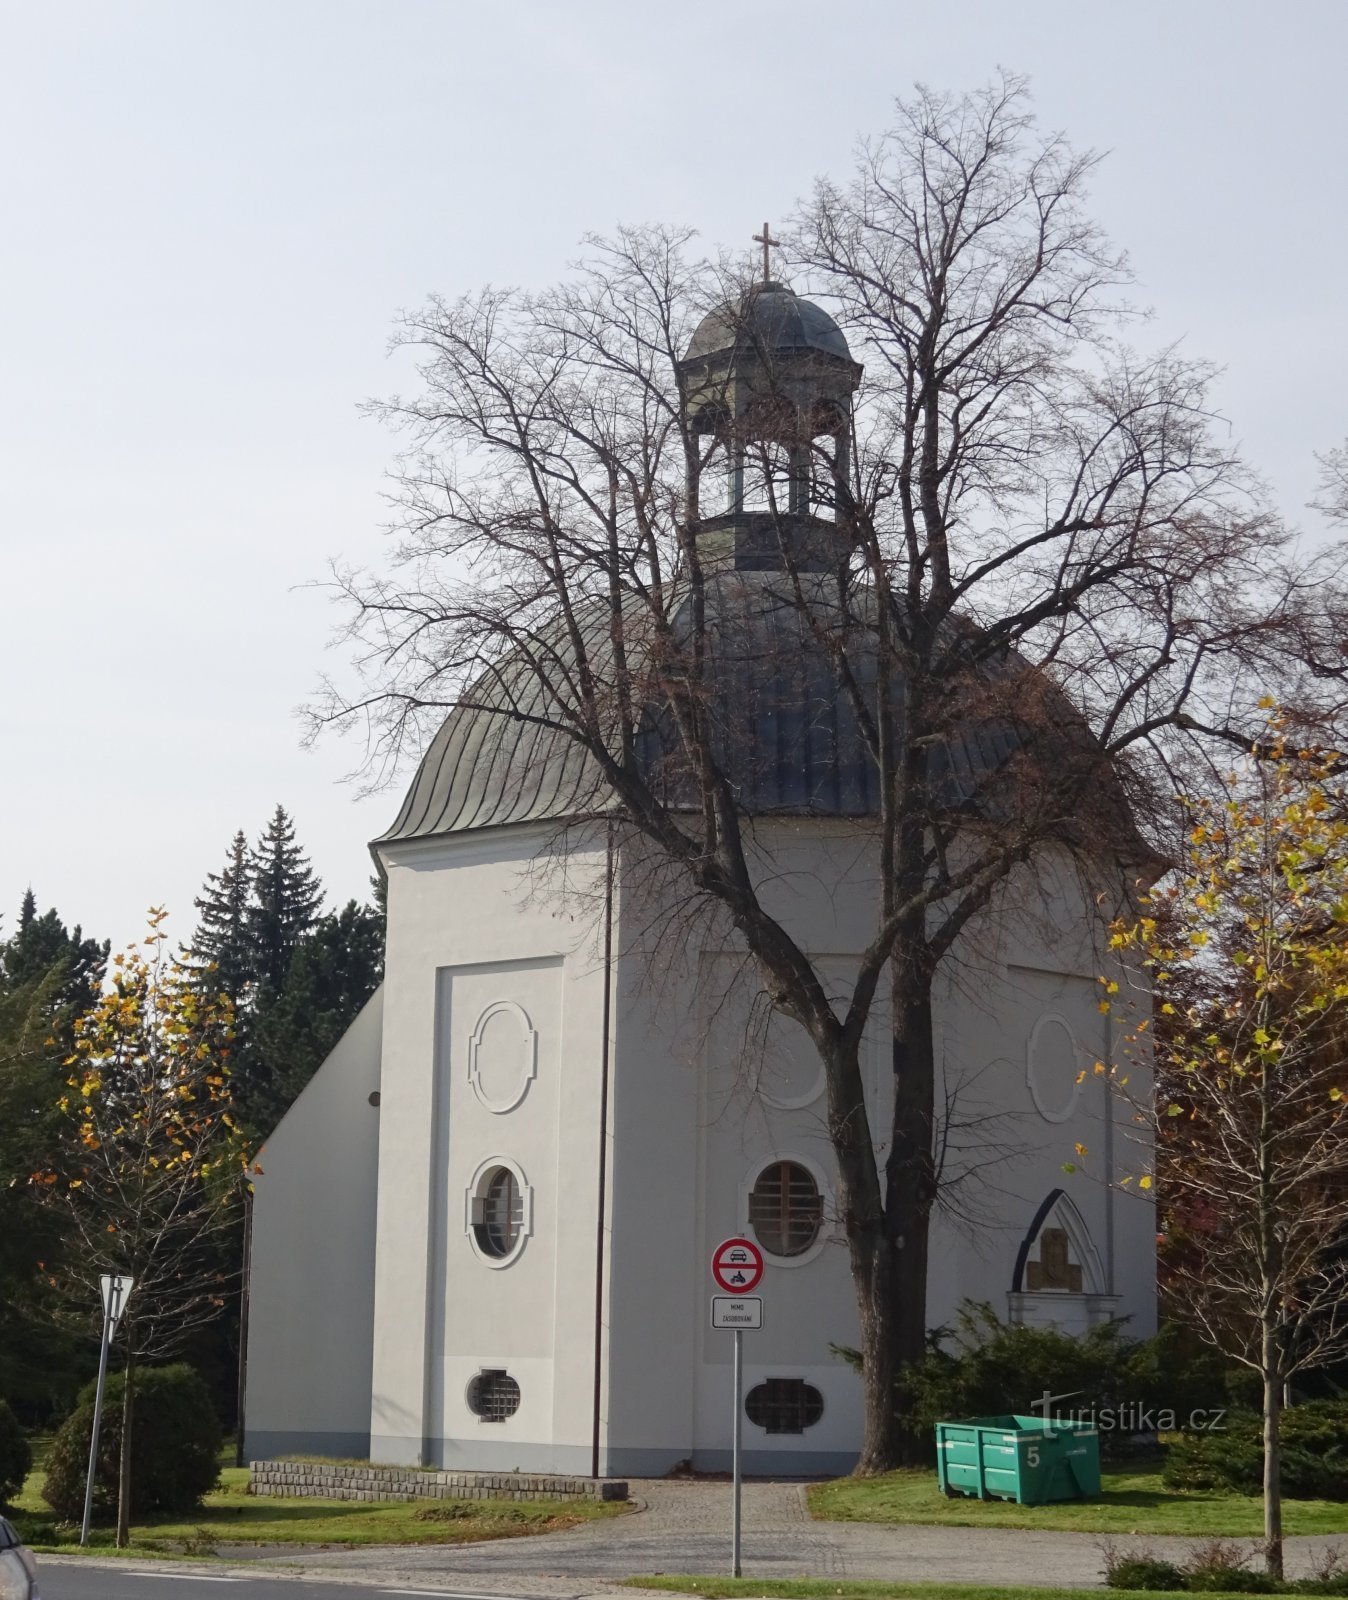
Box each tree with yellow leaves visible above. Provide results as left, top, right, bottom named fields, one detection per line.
left=1112, top=737, right=1348, bottom=1577
left=32, top=909, right=244, bottom=1546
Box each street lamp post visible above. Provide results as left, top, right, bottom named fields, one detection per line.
left=80, top=1275, right=133, bottom=1547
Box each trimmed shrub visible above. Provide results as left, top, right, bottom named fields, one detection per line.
left=41, top=1364, right=221, bottom=1522
left=1164, top=1402, right=1348, bottom=1500
left=1183, top=1541, right=1277, bottom=1594
left=891, top=1302, right=1229, bottom=1459
left=1105, top=1556, right=1186, bottom=1590
left=1186, top=1574, right=1279, bottom=1594
left=0, top=1400, right=32, bottom=1508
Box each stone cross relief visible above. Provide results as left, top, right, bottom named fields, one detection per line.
left=1025, top=1227, right=1083, bottom=1292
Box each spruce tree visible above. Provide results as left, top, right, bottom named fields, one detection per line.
left=189, top=831, right=254, bottom=1008
left=0, top=892, right=108, bottom=1416
left=246, top=806, right=323, bottom=996
left=251, top=900, right=384, bottom=1123
left=1, top=888, right=108, bottom=1016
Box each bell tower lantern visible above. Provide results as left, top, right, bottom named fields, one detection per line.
left=677, top=228, right=862, bottom=572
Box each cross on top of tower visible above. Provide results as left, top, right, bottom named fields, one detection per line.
left=752, top=222, right=779, bottom=284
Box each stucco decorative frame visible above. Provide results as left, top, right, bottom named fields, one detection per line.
left=739, top=1150, right=834, bottom=1269
left=463, top=1156, right=534, bottom=1269
left=466, top=999, right=538, bottom=1114
left=1026, top=1012, right=1082, bottom=1124
left=754, top=1029, right=827, bottom=1112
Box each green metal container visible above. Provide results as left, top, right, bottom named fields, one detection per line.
left=935, top=1414, right=1101, bottom=1504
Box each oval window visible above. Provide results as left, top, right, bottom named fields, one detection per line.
left=472, top=1165, right=524, bottom=1259
left=748, top=1161, right=822, bottom=1257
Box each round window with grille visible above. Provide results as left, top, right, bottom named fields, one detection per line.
left=472, top=1165, right=525, bottom=1259
left=467, top=1369, right=520, bottom=1422
left=745, top=1377, right=824, bottom=1434
left=748, top=1160, right=822, bottom=1257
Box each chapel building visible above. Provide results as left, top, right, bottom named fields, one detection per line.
left=244, top=280, right=1156, bottom=1476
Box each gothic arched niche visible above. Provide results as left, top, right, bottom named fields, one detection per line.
left=467, top=1000, right=538, bottom=1114
left=1012, top=1190, right=1105, bottom=1297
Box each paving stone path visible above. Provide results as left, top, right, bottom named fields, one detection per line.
left=222, top=1478, right=1346, bottom=1593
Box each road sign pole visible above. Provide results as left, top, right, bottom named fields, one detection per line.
left=710, top=1237, right=761, bottom=1582
left=731, top=1324, right=743, bottom=1578
left=80, top=1298, right=113, bottom=1547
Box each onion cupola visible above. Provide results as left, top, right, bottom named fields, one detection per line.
left=679, top=272, right=863, bottom=573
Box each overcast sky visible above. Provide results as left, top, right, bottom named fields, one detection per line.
left=2, top=0, right=1345, bottom=959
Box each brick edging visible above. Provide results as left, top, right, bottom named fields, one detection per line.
left=248, top=1460, right=628, bottom=1504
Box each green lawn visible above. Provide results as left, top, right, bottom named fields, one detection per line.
left=9, top=1460, right=627, bottom=1555
left=808, top=1466, right=1348, bottom=1537
left=626, top=1583, right=1267, bottom=1600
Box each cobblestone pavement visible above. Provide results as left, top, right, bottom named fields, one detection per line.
left=218, top=1478, right=1347, bottom=1593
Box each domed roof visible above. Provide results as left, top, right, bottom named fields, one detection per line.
left=373, top=573, right=1136, bottom=854
left=684, top=281, right=853, bottom=365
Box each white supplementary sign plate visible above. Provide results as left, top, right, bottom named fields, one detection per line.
left=711, top=1295, right=763, bottom=1329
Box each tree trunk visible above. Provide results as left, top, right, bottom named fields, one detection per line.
left=886, top=941, right=937, bottom=1465
left=847, top=942, right=938, bottom=1476
left=1263, top=1338, right=1283, bottom=1579
left=115, top=1350, right=135, bottom=1549
left=853, top=1226, right=902, bottom=1473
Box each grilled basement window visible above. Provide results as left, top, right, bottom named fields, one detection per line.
left=472, top=1165, right=524, bottom=1259
left=467, top=1369, right=521, bottom=1422
left=748, top=1160, right=822, bottom=1257
left=745, top=1378, right=824, bottom=1434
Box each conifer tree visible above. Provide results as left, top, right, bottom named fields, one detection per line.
left=246, top=807, right=323, bottom=996
left=1, top=888, right=108, bottom=1018
left=0, top=892, right=108, bottom=1415
left=190, top=831, right=254, bottom=1009
left=251, top=900, right=384, bottom=1123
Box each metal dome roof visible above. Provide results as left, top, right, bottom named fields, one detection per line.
left=372, top=573, right=1126, bottom=852
left=684, top=281, right=853, bottom=364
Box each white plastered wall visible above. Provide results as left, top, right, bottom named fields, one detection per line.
left=244, top=988, right=383, bottom=1461
left=368, top=826, right=610, bottom=1471
left=601, top=824, right=1155, bottom=1474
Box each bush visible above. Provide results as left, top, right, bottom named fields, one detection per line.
left=1186, top=1574, right=1279, bottom=1594
left=1104, top=1541, right=1348, bottom=1596
left=892, top=1303, right=1230, bottom=1459
left=1183, top=1540, right=1277, bottom=1593
left=1164, top=1402, right=1348, bottom=1500
left=0, top=1400, right=32, bottom=1508
left=1105, top=1556, right=1187, bottom=1590
left=42, top=1364, right=221, bottom=1522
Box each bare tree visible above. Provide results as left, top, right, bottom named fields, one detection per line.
left=1112, top=747, right=1348, bottom=1577
left=34, top=911, right=243, bottom=1543
left=314, top=76, right=1348, bottom=1470
left=1314, top=440, right=1348, bottom=526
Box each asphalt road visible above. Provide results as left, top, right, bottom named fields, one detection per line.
left=36, top=1566, right=535, bottom=1600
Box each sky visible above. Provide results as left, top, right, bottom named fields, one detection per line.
left=1, top=0, right=1345, bottom=959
